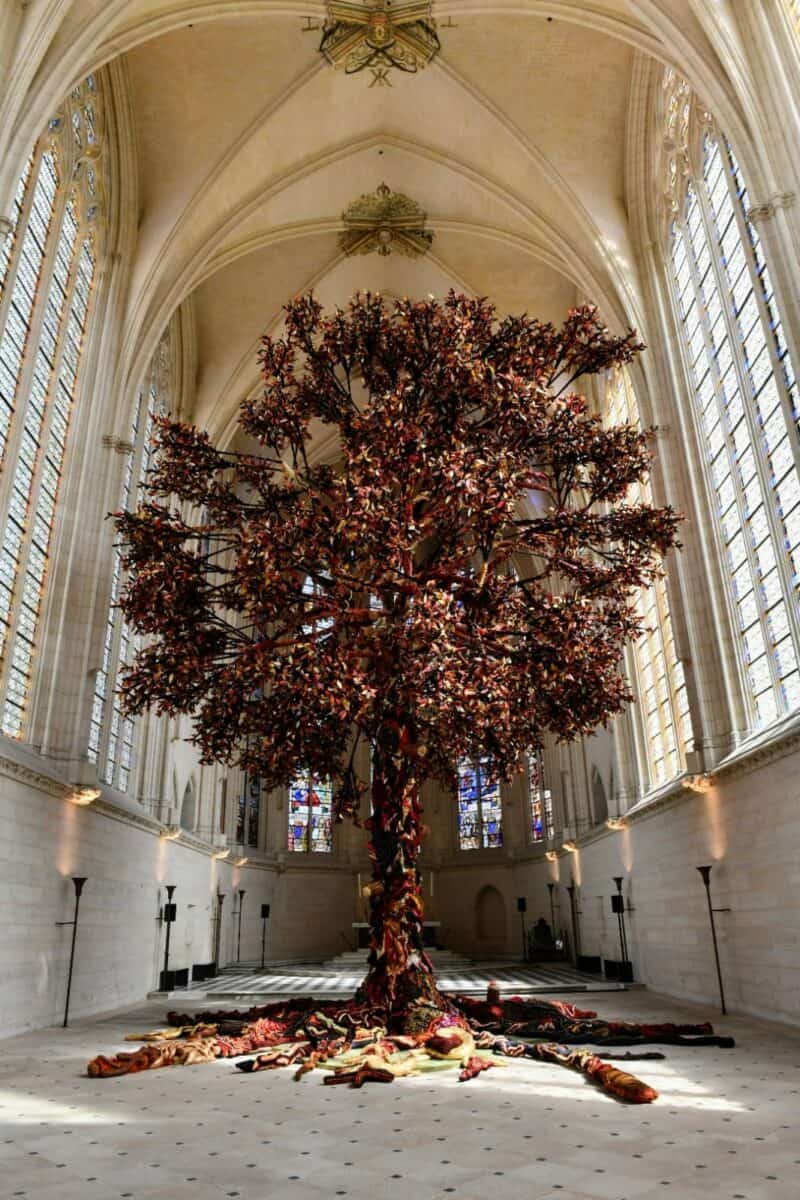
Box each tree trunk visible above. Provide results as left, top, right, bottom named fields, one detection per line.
left=358, top=717, right=446, bottom=1023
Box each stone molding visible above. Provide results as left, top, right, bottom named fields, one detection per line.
left=5, top=704, right=800, bottom=864
left=0, top=746, right=355, bottom=871
left=746, top=192, right=796, bottom=224
left=713, top=714, right=800, bottom=782
left=0, top=747, right=69, bottom=798
left=589, top=713, right=800, bottom=839
left=92, top=796, right=164, bottom=837
left=102, top=434, right=135, bottom=454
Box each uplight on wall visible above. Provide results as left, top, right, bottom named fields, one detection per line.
left=545, top=850, right=559, bottom=862
left=66, top=787, right=101, bottom=807
left=160, top=826, right=182, bottom=841
left=212, top=848, right=231, bottom=860
left=562, top=840, right=578, bottom=853
left=234, top=856, right=249, bottom=867
left=683, top=773, right=714, bottom=794
left=605, top=817, right=628, bottom=831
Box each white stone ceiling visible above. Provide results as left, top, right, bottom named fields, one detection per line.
left=10, top=2, right=742, bottom=439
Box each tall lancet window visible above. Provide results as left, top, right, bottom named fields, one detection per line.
left=669, top=123, right=800, bottom=728
left=236, top=773, right=262, bottom=848
left=604, top=369, right=692, bottom=787
left=0, top=78, right=105, bottom=738
left=88, top=338, right=171, bottom=791
left=527, top=750, right=554, bottom=843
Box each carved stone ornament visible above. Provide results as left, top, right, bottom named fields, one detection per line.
left=319, top=0, right=440, bottom=86
left=660, top=68, right=693, bottom=219
left=746, top=192, right=796, bottom=224
left=339, top=182, right=433, bottom=258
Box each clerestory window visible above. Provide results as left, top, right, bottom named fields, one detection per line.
left=88, top=341, right=171, bottom=790
left=669, top=129, right=800, bottom=728
left=604, top=368, right=693, bottom=787
left=527, top=749, right=554, bottom=843
left=0, top=78, right=105, bottom=738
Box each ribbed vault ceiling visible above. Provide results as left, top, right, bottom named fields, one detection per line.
left=7, top=2, right=744, bottom=440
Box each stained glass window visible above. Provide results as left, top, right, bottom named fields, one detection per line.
left=527, top=750, right=554, bottom=843
left=88, top=360, right=168, bottom=791
left=236, top=774, right=262, bottom=848
left=457, top=758, right=503, bottom=849
left=288, top=772, right=333, bottom=852
left=604, top=368, right=693, bottom=787
left=670, top=131, right=800, bottom=728
left=0, top=80, right=102, bottom=738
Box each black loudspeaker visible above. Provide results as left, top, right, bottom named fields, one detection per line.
left=163, top=903, right=177, bottom=923
left=261, top=904, right=271, bottom=919
left=611, top=894, right=624, bottom=914
left=517, top=897, right=527, bottom=913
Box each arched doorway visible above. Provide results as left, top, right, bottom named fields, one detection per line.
left=475, top=885, right=506, bottom=957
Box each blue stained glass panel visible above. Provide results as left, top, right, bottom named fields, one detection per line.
left=288, top=774, right=333, bottom=852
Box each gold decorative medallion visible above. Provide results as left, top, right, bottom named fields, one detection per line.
left=339, top=182, right=433, bottom=258
left=318, top=0, right=440, bottom=85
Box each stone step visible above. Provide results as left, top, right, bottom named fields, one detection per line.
left=323, top=948, right=472, bottom=969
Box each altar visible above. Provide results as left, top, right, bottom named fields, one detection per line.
left=352, top=921, right=441, bottom=949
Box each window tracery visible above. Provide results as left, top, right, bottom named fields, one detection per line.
left=527, top=749, right=554, bottom=843
left=288, top=772, right=333, bottom=852
left=660, top=69, right=693, bottom=221
left=0, top=77, right=105, bottom=738
left=88, top=335, right=171, bottom=790
left=666, top=98, right=800, bottom=728
left=236, top=773, right=262, bottom=848
left=604, top=368, right=692, bottom=787
left=457, top=758, right=502, bottom=849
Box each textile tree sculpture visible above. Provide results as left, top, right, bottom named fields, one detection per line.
left=116, top=293, right=680, bottom=1023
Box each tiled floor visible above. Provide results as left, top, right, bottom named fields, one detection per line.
left=1, top=988, right=799, bottom=1200
left=202, top=961, right=623, bottom=999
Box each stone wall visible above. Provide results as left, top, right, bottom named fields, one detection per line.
left=3, top=736, right=799, bottom=1037
left=511, top=747, right=800, bottom=1028
left=0, top=759, right=354, bottom=1037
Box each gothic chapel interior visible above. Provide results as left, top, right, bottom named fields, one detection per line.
left=2, top=2, right=800, bottom=1195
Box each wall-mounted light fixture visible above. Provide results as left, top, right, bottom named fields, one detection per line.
left=562, top=840, right=578, bottom=853
left=234, top=855, right=249, bottom=867
left=697, top=865, right=730, bottom=1014
left=611, top=875, right=633, bottom=981
left=159, top=884, right=177, bottom=991
left=234, top=889, right=246, bottom=963
left=605, top=816, right=627, bottom=831
left=260, top=903, right=271, bottom=970
left=160, top=825, right=182, bottom=841
left=212, top=848, right=231, bottom=860
left=65, top=786, right=101, bottom=807
left=683, top=773, right=714, bottom=794
left=545, top=849, right=559, bottom=862
left=565, top=881, right=581, bottom=958
left=55, top=877, right=87, bottom=1026
left=546, top=881, right=558, bottom=934
left=214, top=891, right=225, bottom=966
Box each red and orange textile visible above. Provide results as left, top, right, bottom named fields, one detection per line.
left=85, top=986, right=732, bottom=1103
